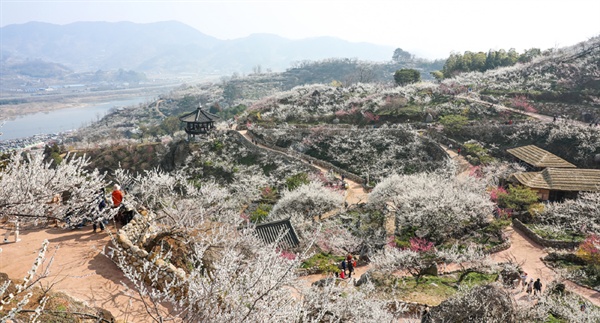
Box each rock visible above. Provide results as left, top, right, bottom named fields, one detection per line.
left=136, top=249, right=149, bottom=258
left=0, top=272, right=16, bottom=297
left=421, top=283, right=517, bottom=323
left=94, top=307, right=116, bottom=322
left=425, top=113, right=433, bottom=123
left=422, top=263, right=438, bottom=276
left=312, top=277, right=338, bottom=287
left=355, top=271, right=371, bottom=287
left=117, top=233, right=130, bottom=246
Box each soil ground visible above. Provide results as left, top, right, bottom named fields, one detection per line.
left=0, top=224, right=175, bottom=323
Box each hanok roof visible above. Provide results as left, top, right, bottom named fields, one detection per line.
left=255, top=218, right=299, bottom=249
left=506, top=145, right=576, bottom=168
left=512, top=168, right=600, bottom=191
left=179, top=107, right=220, bottom=123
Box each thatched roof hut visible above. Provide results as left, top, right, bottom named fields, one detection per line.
left=507, top=145, right=576, bottom=169
left=511, top=168, right=600, bottom=201
left=512, top=168, right=600, bottom=191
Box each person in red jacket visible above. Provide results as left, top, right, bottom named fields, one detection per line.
left=111, top=184, right=124, bottom=208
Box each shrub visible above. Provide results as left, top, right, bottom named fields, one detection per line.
left=285, top=172, right=310, bottom=191
left=439, top=114, right=469, bottom=133
left=496, top=185, right=539, bottom=214
left=250, top=203, right=272, bottom=223
left=577, top=234, right=600, bottom=266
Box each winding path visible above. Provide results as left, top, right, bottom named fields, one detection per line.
left=494, top=225, right=600, bottom=306
left=238, top=130, right=368, bottom=208
left=0, top=225, right=172, bottom=322
left=458, top=95, right=590, bottom=126
left=1, top=125, right=597, bottom=323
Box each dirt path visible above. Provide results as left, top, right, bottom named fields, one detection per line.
left=440, top=144, right=471, bottom=176
left=154, top=100, right=166, bottom=118
left=458, top=95, right=589, bottom=126
left=493, top=226, right=600, bottom=306
left=0, top=225, right=174, bottom=322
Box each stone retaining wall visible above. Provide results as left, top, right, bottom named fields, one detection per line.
left=484, top=239, right=512, bottom=254
left=512, top=218, right=580, bottom=250
left=113, top=213, right=187, bottom=295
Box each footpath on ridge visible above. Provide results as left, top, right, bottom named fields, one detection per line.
left=457, top=95, right=590, bottom=126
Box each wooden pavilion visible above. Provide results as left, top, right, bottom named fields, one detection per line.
left=179, top=104, right=220, bottom=140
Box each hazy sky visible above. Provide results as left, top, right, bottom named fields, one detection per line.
left=1, top=0, right=599, bottom=59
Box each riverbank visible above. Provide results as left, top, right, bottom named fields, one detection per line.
left=0, top=83, right=179, bottom=120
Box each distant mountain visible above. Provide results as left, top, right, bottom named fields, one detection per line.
left=0, top=21, right=394, bottom=75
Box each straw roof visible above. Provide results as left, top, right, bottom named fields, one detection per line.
left=507, top=145, right=576, bottom=168
left=512, top=168, right=600, bottom=191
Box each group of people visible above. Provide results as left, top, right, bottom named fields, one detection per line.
left=67, top=183, right=126, bottom=232
left=91, top=184, right=123, bottom=232
left=338, top=254, right=357, bottom=279
left=519, top=272, right=543, bottom=299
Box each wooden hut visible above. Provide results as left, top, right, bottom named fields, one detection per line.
left=510, top=168, right=600, bottom=201
left=179, top=105, right=220, bottom=140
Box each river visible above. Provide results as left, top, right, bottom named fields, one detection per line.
left=0, top=97, right=152, bottom=141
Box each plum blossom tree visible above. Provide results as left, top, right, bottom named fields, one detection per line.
left=371, top=243, right=490, bottom=284
left=269, top=181, right=344, bottom=224
left=536, top=191, right=600, bottom=235
left=0, top=152, right=106, bottom=227
left=369, top=172, right=494, bottom=243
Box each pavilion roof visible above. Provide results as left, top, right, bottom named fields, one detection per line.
left=179, top=107, right=220, bottom=123
left=254, top=218, right=299, bottom=249
left=512, top=168, right=600, bottom=191
left=506, top=145, right=576, bottom=168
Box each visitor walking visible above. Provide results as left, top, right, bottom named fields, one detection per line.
left=340, top=259, right=347, bottom=279
left=533, top=278, right=542, bottom=296
left=526, top=279, right=534, bottom=300
left=520, top=272, right=528, bottom=291
left=93, top=188, right=106, bottom=233
left=112, top=184, right=124, bottom=208
left=346, top=254, right=356, bottom=278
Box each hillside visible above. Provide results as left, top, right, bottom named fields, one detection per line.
left=2, top=33, right=600, bottom=323
left=0, top=21, right=394, bottom=75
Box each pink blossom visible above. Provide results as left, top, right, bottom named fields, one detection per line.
left=409, top=237, right=434, bottom=253
left=489, top=187, right=507, bottom=202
